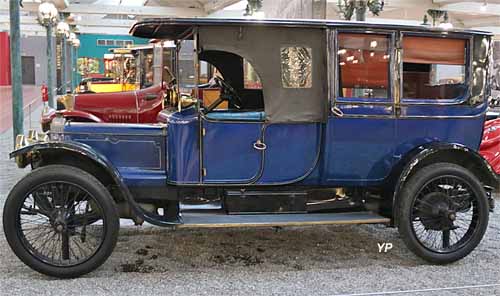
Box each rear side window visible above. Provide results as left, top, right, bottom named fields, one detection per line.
left=402, top=36, right=466, bottom=100
left=337, top=33, right=390, bottom=100
left=281, top=46, right=312, bottom=88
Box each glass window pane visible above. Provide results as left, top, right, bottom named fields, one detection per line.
left=162, top=47, right=174, bottom=84
left=281, top=47, right=312, bottom=88
left=97, top=39, right=106, bottom=46
left=402, top=36, right=467, bottom=100
left=106, top=40, right=114, bottom=46
left=338, top=33, right=390, bottom=99
left=244, top=59, right=262, bottom=89
left=178, top=40, right=196, bottom=93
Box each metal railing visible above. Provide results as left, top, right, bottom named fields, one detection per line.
left=22, top=95, right=41, bottom=130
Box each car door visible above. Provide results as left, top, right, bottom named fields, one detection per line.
left=202, top=114, right=264, bottom=184
left=136, top=84, right=164, bottom=123
left=255, top=123, right=322, bottom=184
left=324, top=30, right=397, bottom=183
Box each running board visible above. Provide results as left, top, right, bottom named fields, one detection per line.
left=176, top=211, right=389, bottom=229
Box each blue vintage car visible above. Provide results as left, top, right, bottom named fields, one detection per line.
left=4, top=18, right=499, bottom=278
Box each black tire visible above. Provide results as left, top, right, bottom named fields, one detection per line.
left=397, top=163, right=489, bottom=264
left=3, top=165, right=119, bottom=278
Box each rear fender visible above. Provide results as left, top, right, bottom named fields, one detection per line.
left=10, top=141, right=179, bottom=226
left=389, top=142, right=499, bottom=225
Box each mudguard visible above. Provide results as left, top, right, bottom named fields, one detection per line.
left=61, top=110, right=104, bottom=122
left=10, top=141, right=179, bottom=226
left=41, top=110, right=103, bottom=125
left=390, top=141, right=499, bottom=224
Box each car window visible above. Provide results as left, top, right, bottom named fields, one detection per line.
left=281, top=46, right=313, bottom=88
left=402, top=36, right=467, bottom=101
left=337, top=33, right=390, bottom=100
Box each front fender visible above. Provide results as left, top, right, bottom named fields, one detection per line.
left=10, top=141, right=179, bottom=226
left=41, top=110, right=102, bottom=125
left=61, top=110, right=103, bottom=122
left=41, top=110, right=102, bottom=132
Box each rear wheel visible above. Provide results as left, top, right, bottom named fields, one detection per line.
left=3, top=165, right=119, bottom=278
left=397, top=163, right=489, bottom=264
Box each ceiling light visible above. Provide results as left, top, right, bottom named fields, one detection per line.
left=439, top=11, right=453, bottom=30
left=480, top=1, right=488, bottom=12
left=439, top=22, right=453, bottom=30
left=370, top=40, right=378, bottom=48
left=338, top=49, right=347, bottom=55
left=370, top=51, right=375, bottom=57
left=346, top=56, right=354, bottom=61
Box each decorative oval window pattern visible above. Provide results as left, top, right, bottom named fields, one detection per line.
left=281, top=46, right=312, bottom=88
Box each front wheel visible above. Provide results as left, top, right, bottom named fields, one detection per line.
left=3, top=165, right=119, bottom=278
left=397, top=163, right=489, bottom=264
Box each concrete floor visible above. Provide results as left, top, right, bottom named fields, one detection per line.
left=0, top=106, right=499, bottom=296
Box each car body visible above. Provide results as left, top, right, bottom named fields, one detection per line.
left=5, top=18, right=499, bottom=278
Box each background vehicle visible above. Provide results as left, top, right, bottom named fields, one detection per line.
left=40, top=42, right=175, bottom=131
left=6, top=18, right=498, bottom=278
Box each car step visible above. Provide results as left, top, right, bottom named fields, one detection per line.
left=176, top=211, right=389, bottom=229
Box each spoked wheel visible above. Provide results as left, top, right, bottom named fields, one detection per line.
left=3, top=165, right=119, bottom=278
left=398, top=163, right=489, bottom=264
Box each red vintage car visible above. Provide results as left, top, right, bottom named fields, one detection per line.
left=41, top=41, right=177, bottom=130
left=480, top=118, right=500, bottom=174
left=41, top=84, right=165, bottom=131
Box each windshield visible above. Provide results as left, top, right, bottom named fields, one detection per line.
left=135, top=48, right=154, bottom=89
left=175, top=40, right=218, bottom=94
left=177, top=40, right=196, bottom=93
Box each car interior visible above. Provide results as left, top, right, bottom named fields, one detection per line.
left=199, top=50, right=265, bottom=121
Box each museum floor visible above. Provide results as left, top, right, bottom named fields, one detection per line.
left=0, top=85, right=42, bottom=134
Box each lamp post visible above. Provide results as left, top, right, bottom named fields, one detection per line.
left=68, top=33, right=80, bottom=91
left=68, top=32, right=75, bottom=92
left=9, top=0, right=23, bottom=146
left=38, top=2, right=58, bottom=108
left=56, top=20, right=69, bottom=94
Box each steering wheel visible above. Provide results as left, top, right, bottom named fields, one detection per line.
left=213, top=76, right=243, bottom=109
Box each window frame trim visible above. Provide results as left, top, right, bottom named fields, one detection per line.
left=334, top=28, right=397, bottom=106
left=399, top=31, right=473, bottom=106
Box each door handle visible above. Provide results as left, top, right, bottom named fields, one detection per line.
left=331, top=106, right=344, bottom=117
left=144, top=93, right=158, bottom=101
left=395, top=105, right=402, bottom=117
left=253, top=140, right=267, bottom=151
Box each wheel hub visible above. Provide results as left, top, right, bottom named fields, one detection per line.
left=51, top=209, right=67, bottom=233
left=418, top=192, right=456, bottom=230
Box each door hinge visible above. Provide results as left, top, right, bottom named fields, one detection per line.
left=202, top=168, right=207, bottom=176
left=202, top=128, right=206, bottom=136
